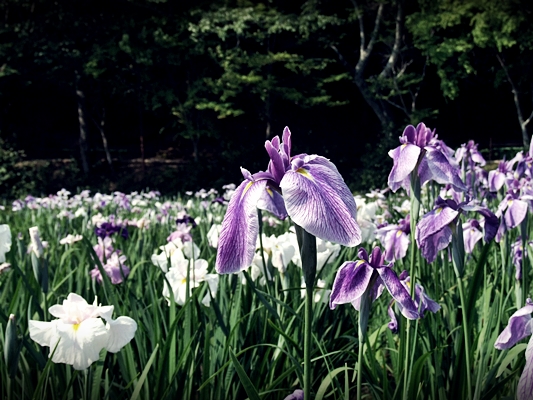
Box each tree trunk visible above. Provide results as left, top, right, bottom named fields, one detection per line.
left=75, top=74, right=89, bottom=175
left=96, top=108, right=114, bottom=174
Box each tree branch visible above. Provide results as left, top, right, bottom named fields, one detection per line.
left=380, top=0, right=404, bottom=78
left=355, top=2, right=384, bottom=76
left=497, top=53, right=530, bottom=147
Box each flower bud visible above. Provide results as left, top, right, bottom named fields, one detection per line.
left=4, top=314, right=21, bottom=379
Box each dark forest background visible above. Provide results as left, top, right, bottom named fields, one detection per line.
left=0, top=0, right=532, bottom=198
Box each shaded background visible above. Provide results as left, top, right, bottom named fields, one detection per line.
left=0, top=0, right=532, bottom=197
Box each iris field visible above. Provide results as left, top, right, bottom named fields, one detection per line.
left=0, top=124, right=532, bottom=399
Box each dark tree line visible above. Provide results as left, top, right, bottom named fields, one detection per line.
left=0, top=0, right=532, bottom=193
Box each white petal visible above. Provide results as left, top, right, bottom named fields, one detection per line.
left=105, top=316, right=137, bottom=353
left=29, top=320, right=59, bottom=348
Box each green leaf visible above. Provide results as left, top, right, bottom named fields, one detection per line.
left=229, top=348, right=261, bottom=400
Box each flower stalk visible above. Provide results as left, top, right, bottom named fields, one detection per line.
left=295, top=224, right=317, bottom=400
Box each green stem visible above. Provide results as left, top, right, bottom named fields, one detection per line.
left=357, top=320, right=364, bottom=400
left=456, top=274, right=473, bottom=399
left=305, top=280, right=313, bottom=400
left=295, top=224, right=317, bottom=400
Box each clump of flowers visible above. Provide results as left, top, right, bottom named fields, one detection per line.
left=90, top=237, right=130, bottom=284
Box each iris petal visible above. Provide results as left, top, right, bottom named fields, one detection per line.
left=425, top=149, right=467, bottom=192
left=377, top=267, right=419, bottom=319
left=329, top=261, right=373, bottom=309
left=495, top=299, right=533, bottom=350
left=216, top=178, right=268, bottom=274
left=387, top=144, right=421, bottom=191
left=280, top=156, right=361, bottom=246
left=518, top=335, right=533, bottom=400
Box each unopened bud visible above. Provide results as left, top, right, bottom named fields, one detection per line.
left=4, top=314, right=21, bottom=379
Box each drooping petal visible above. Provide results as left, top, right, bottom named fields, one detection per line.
left=462, top=221, right=483, bottom=254
left=281, top=156, right=361, bottom=247
left=425, top=148, right=467, bottom=192
left=257, top=185, right=287, bottom=220
left=376, top=267, right=419, bottom=319
left=329, top=261, right=373, bottom=309
left=387, top=144, right=421, bottom=192
left=505, top=199, right=529, bottom=229
left=495, top=299, right=533, bottom=350
left=416, top=206, right=459, bottom=245
left=54, top=318, right=108, bottom=370
left=518, top=335, right=533, bottom=400
left=28, top=320, right=59, bottom=348
left=418, top=225, right=453, bottom=263
left=105, top=316, right=137, bottom=353
left=383, top=229, right=410, bottom=262
left=216, top=178, right=268, bottom=274
left=488, top=170, right=506, bottom=192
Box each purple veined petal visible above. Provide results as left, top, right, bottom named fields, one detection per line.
left=462, top=222, right=483, bottom=254
left=495, top=299, right=533, bottom=350
left=402, top=125, right=417, bottom=145
left=215, top=178, right=268, bottom=274
left=425, top=148, right=467, bottom=192
left=518, top=335, right=533, bottom=400
left=376, top=266, right=419, bottom=319
left=387, top=144, right=421, bottom=192
left=505, top=199, right=529, bottom=229
left=329, top=261, right=373, bottom=309
left=265, top=140, right=286, bottom=184
left=416, top=206, right=459, bottom=245
left=351, top=275, right=385, bottom=311
left=418, top=225, right=453, bottom=263
left=281, top=156, right=361, bottom=247
left=488, top=170, right=506, bottom=192
left=418, top=155, right=432, bottom=187
left=270, top=135, right=280, bottom=150
left=257, top=185, right=288, bottom=220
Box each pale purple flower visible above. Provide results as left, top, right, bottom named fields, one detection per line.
left=416, top=197, right=498, bottom=263
left=167, top=223, right=193, bottom=243
left=329, top=247, right=419, bottom=320
left=512, top=238, right=533, bottom=281
left=462, top=219, right=484, bottom=254
left=496, top=191, right=531, bottom=242
left=495, top=299, right=533, bottom=400
left=388, top=123, right=466, bottom=193
left=376, top=216, right=410, bottom=262
left=90, top=253, right=130, bottom=285
left=216, top=127, right=361, bottom=274
left=488, top=159, right=516, bottom=192
left=284, top=389, right=304, bottom=400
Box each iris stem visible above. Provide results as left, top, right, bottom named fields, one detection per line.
left=305, top=280, right=313, bottom=400
left=295, top=224, right=317, bottom=400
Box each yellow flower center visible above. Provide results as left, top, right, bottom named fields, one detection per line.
left=72, top=323, right=80, bottom=331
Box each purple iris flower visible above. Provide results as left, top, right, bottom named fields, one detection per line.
left=375, top=215, right=410, bottom=262
left=462, top=219, right=484, bottom=254
left=495, top=299, right=533, bottom=400
left=176, top=215, right=197, bottom=228
left=215, top=127, right=361, bottom=274
left=95, top=222, right=128, bottom=239
left=496, top=191, right=531, bottom=242
left=416, top=197, right=498, bottom=263
left=455, top=140, right=486, bottom=167
left=388, top=123, right=466, bottom=193
left=387, top=270, right=440, bottom=333
left=512, top=238, right=533, bottom=281
left=488, top=159, right=516, bottom=192
left=329, top=247, right=419, bottom=320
